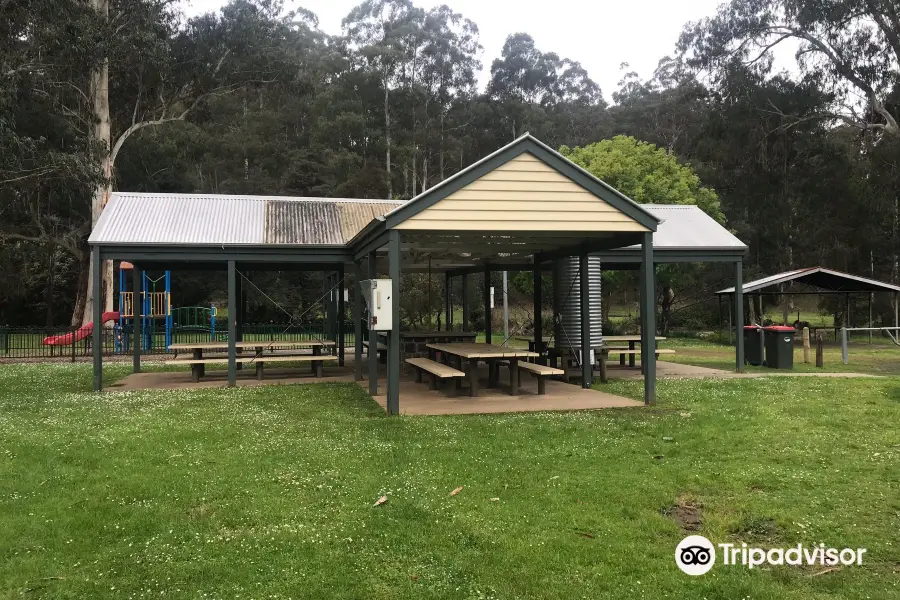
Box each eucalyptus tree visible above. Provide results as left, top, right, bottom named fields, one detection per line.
left=680, top=0, right=900, bottom=137
left=1, top=0, right=105, bottom=324
left=487, top=33, right=604, bottom=144
left=413, top=5, right=480, bottom=190
left=343, top=0, right=424, bottom=199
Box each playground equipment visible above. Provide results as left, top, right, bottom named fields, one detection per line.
left=42, top=311, right=120, bottom=345
left=115, top=263, right=216, bottom=352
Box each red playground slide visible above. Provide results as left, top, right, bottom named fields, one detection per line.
left=42, top=311, right=120, bottom=346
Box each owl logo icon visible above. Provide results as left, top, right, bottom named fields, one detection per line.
left=675, top=535, right=716, bottom=575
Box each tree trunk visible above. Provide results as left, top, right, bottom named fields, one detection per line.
left=45, top=243, right=56, bottom=327
left=243, top=95, right=249, bottom=182
left=384, top=82, right=392, bottom=199
left=412, top=144, right=417, bottom=197
left=421, top=153, right=427, bottom=193
left=660, top=285, right=674, bottom=336
left=439, top=110, right=445, bottom=180
left=71, top=248, right=89, bottom=326
left=80, top=0, right=114, bottom=326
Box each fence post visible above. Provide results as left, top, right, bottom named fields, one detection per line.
left=71, top=326, right=76, bottom=362
left=841, top=327, right=848, bottom=364
left=802, top=326, right=810, bottom=364
left=816, top=332, right=824, bottom=367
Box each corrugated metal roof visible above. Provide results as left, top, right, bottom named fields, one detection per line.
left=638, top=204, right=746, bottom=250
left=717, top=267, right=900, bottom=294
left=89, top=192, right=403, bottom=246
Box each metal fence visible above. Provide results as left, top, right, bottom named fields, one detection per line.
left=0, top=321, right=355, bottom=361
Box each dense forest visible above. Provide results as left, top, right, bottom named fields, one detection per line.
left=3, top=0, right=900, bottom=330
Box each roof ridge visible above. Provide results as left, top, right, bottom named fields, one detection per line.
left=111, top=192, right=404, bottom=204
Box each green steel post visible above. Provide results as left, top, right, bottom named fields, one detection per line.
left=461, top=274, right=469, bottom=331
left=387, top=230, right=401, bottom=415
left=133, top=265, right=142, bottom=373
left=354, top=261, right=363, bottom=380
left=92, top=246, right=103, bottom=391
left=483, top=264, right=491, bottom=344
left=444, top=271, right=451, bottom=331
left=735, top=260, right=744, bottom=372
left=533, top=260, right=543, bottom=364
left=227, top=260, right=237, bottom=386
left=641, top=233, right=656, bottom=404
left=368, top=251, right=378, bottom=396
left=338, top=264, right=345, bottom=366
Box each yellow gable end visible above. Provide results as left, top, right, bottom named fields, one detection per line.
left=394, top=152, right=649, bottom=232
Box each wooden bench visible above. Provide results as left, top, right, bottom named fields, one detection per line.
left=606, top=347, right=676, bottom=364
left=165, top=354, right=338, bottom=381
left=406, top=357, right=466, bottom=396
left=516, top=361, right=564, bottom=395
left=596, top=348, right=676, bottom=382
left=363, top=340, right=387, bottom=364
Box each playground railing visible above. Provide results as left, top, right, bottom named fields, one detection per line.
left=0, top=325, right=120, bottom=361
left=0, top=321, right=356, bottom=361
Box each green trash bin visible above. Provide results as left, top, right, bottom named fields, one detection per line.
left=763, top=326, right=795, bottom=369
left=743, top=325, right=764, bottom=366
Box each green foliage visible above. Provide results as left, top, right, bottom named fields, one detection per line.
left=560, top=136, right=724, bottom=222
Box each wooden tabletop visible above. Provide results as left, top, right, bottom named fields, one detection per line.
left=427, top=342, right=538, bottom=359
left=168, top=340, right=335, bottom=351
left=512, top=335, right=666, bottom=343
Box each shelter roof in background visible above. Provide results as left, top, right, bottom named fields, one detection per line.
left=89, top=193, right=403, bottom=247
left=636, top=205, right=745, bottom=250
left=716, top=267, right=900, bottom=294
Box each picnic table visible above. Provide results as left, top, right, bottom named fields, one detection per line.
left=167, top=340, right=336, bottom=381
left=603, top=335, right=666, bottom=367
left=512, top=336, right=551, bottom=354
left=426, top=342, right=538, bottom=397
left=513, top=335, right=666, bottom=361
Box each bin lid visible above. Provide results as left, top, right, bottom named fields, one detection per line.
left=763, top=325, right=795, bottom=332
left=743, top=325, right=762, bottom=330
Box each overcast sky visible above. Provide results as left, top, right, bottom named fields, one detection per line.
left=180, top=0, right=727, bottom=102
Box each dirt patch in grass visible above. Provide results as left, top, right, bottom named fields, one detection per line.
left=662, top=498, right=703, bottom=532
left=729, top=516, right=785, bottom=543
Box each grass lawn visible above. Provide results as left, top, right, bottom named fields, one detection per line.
left=1, top=364, right=899, bottom=598
left=663, top=337, right=900, bottom=376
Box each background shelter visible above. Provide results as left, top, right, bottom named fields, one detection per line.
left=716, top=266, right=900, bottom=333
left=89, top=134, right=748, bottom=411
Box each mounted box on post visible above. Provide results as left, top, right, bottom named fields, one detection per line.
left=360, top=279, right=393, bottom=331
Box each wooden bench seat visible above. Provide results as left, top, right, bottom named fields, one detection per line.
left=406, top=357, right=465, bottom=395
left=603, top=348, right=676, bottom=355
left=516, top=361, right=564, bottom=395
left=165, top=354, right=338, bottom=381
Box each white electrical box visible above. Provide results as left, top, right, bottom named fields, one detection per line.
left=360, top=279, right=393, bottom=331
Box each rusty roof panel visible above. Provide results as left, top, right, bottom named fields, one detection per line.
left=89, top=193, right=403, bottom=246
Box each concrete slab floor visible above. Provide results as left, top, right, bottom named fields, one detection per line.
left=109, top=360, right=644, bottom=416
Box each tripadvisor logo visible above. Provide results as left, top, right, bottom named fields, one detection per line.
left=675, top=535, right=867, bottom=576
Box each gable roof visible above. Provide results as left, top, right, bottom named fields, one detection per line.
left=717, top=266, right=900, bottom=294
left=382, top=133, right=661, bottom=231
left=637, top=205, right=746, bottom=250
left=88, top=193, right=402, bottom=247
